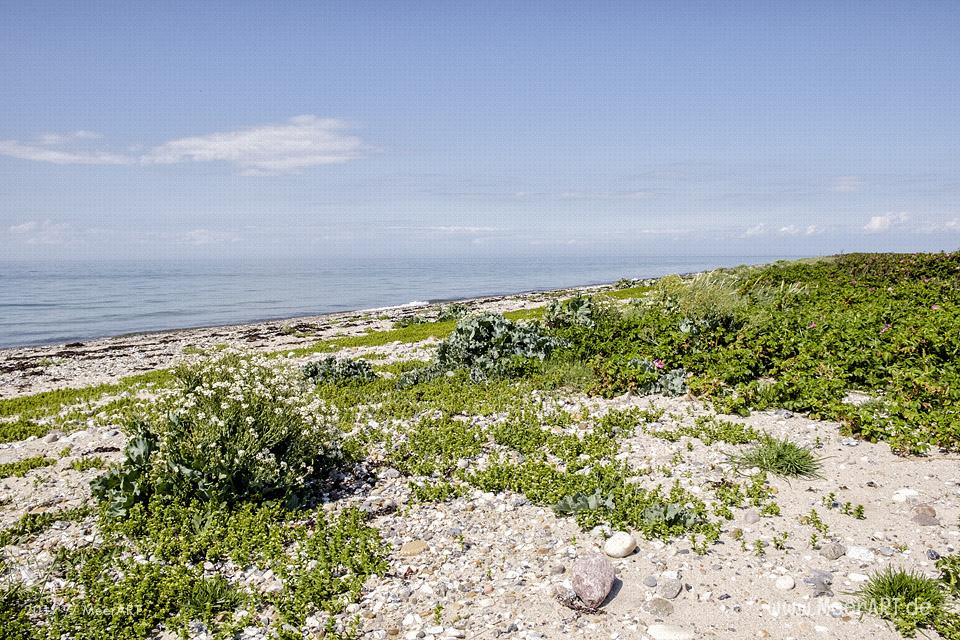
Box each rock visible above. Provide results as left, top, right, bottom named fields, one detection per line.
left=877, top=546, right=896, bottom=557
left=549, top=564, right=565, bottom=575
left=742, top=510, right=761, bottom=524
left=399, top=540, right=429, bottom=557
left=892, top=488, right=919, bottom=503
left=840, top=437, right=859, bottom=446
left=571, top=555, right=616, bottom=609
left=775, top=576, right=795, bottom=590
left=928, top=549, right=941, bottom=560
left=643, top=575, right=658, bottom=587
left=42, top=433, right=60, bottom=443
left=382, top=468, right=400, bottom=479
left=911, top=505, right=939, bottom=527
left=819, top=542, right=846, bottom=561
left=603, top=531, right=636, bottom=558
left=846, top=546, right=875, bottom=563
left=643, top=597, right=674, bottom=617
left=848, top=573, right=869, bottom=582
left=658, top=578, right=683, bottom=600
left=803, top=570, right=834, bottom=597
left=646, top=623, right=694, bottom=640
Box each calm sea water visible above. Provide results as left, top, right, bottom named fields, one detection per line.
left=0, top=254, right=786, bottom=348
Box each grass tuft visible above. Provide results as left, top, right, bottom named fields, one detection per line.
left=727, top=436, right=822, bottom=478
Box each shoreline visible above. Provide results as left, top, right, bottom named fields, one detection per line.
left=0, top=278, right=628, bottom=399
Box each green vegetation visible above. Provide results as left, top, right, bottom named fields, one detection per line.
left=857, top=567, right=959, bottom=638
left=2, top=252, right=959, bottom=636
left=303, top=355, right=377, bottom=384
left=0, top=455, right=55, bottom=478
left=727, top=436, right=822, bottom=478
left=68, top=456, right=106, bottom=472
left=647, top=415, right=761, bottom=445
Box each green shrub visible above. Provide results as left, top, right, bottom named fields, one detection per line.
left=93, top=353, right=341, bottom=514
left=544, top=295, right=599, bottom=329
left=401, top=313, right=560, bottom=384
left=303, top=356, right=376, bottom=385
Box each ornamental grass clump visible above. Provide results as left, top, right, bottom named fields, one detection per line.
left=94, top=353, right=341, bottom=515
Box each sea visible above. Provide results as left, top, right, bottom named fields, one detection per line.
left=0, top=254, right=790, bottom=348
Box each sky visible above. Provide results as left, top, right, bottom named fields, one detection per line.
left=2, top=0, right=959, bottom=261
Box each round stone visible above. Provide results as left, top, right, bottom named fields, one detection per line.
left=775, top=575, right=795, bottom=590
left=603, top=531, right=637, bottom=558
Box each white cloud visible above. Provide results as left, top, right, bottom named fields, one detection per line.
left=863, top=212, right=910, bottom=233
left=0, top=116, right=366, bottom=175
left=141, top=115, right=365, bottom=175
left=946, top=219, right=960, bottom=231
left=805, top=224, right=821, bottom=235
left=741, top=223, right=767, bottom=238
left=778, top=224, right=800, bottom=236
left=832, top=176, right=863, bottom=193
left=38, top=130, right=103, bottom=145
left=425, top=226, right=500, bottom=235
left=0, top=140, right=131, bottom=165
left=177, top=229, right=241, bottom=245
left=8, top=219, right=70, bottom=245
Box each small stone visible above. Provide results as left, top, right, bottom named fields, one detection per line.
left=775, top=576, right=795, bottom=591
left=742, top=510, right=761, bottom=524
left=425, top=626, right=444, bottom=635
left=911, top=505, right=939, bottom=527
left=43, top=433, right=60, bottom=443
left=571, top=554, right=616, bottom=609
left=892, top=488, right=919, bottom=503
left=643, top=575, right=658, bottom=587
left=643, top=597, right=674, bottom=617
left=803, top=570, right=834, bottom=597
left=848, top=573, right=869, bottom=582
left=603, top=531, right=637, bottom=558
left=877, top=546, right=896, bottom=557
left=846, top=546, right=875, bottom=563
left=819, top=542, right=846, bottom=561
left=928, top=549, right=941, bottom=560
left=549, top=564, right=565, bottom=575
left=400, top=540, right=429, bottom=557
left=646, top=623, right=694, bottom=640
left=382, top=468, right=400, bottom=479
left=658, top=578, right=683, bottom=600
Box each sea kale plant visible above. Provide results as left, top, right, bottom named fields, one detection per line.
left=303, top=356, right=377, bottom=385
left=94, top=352, right=341, bottom=512
left=400, top=312, right=560, bottom=384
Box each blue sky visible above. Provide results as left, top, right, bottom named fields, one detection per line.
left=2, top=0, right=959, bottom=260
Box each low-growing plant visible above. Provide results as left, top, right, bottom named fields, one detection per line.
left=303, top=356, right=377, bottom=385
left=69, top=456, right=105, bottom=472
left=401, top=313, right=560, bottom=384
left=857, top=567, right=946, bottom=637
left=0, top=455, right=55, bottom=478
left=728, top=436, right=822, bottom=478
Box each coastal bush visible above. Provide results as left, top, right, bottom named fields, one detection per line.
left=543, top=295, right=600, bottom=329
left=400, top=313, right=560, bottom=384
left=93, top=353, right=341, bottom=514
left=303, top=356, right=376, bottom=385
